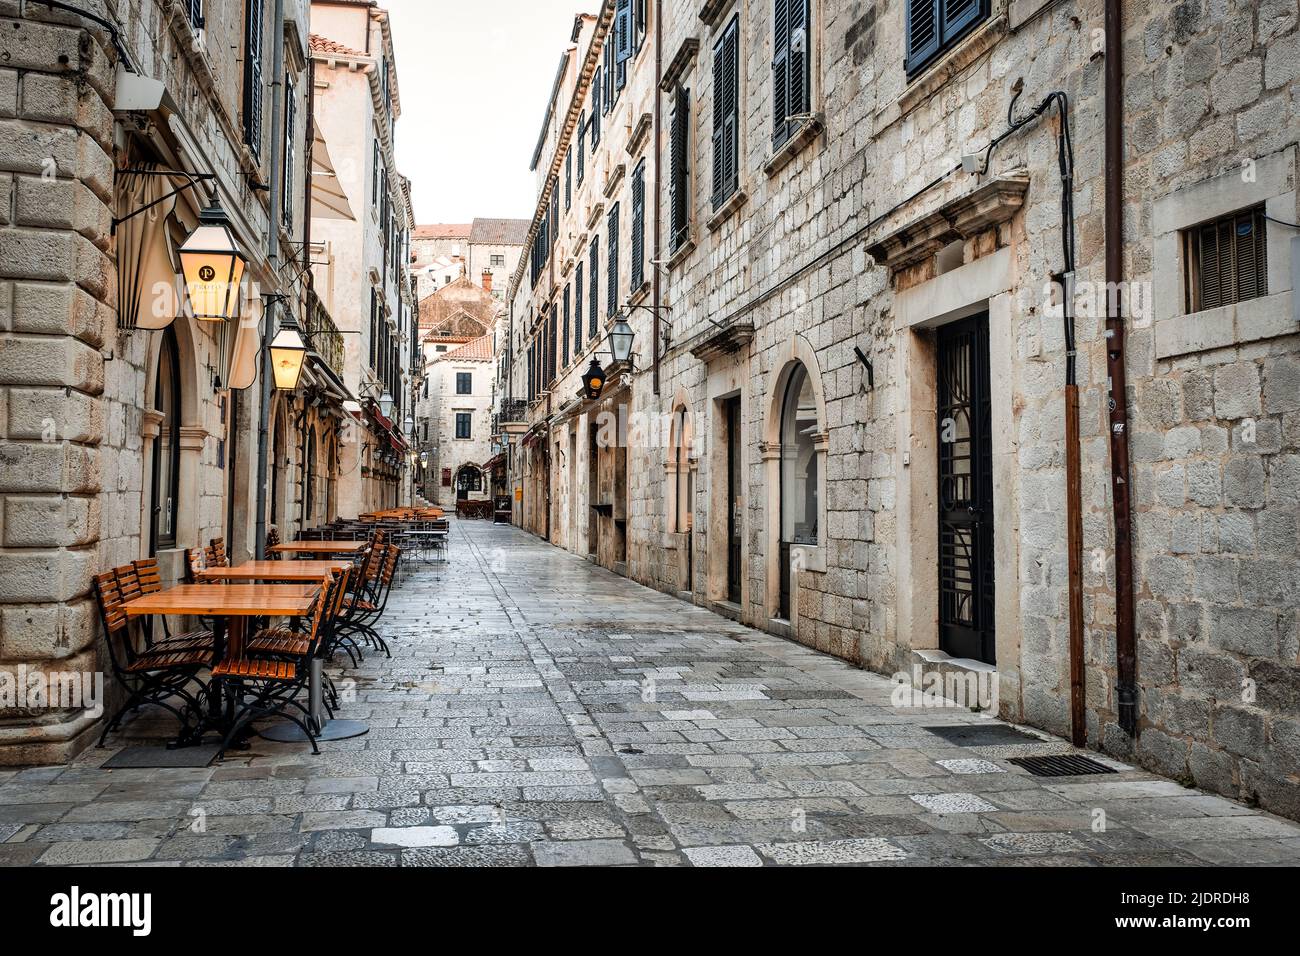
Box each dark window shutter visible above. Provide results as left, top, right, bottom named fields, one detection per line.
left=575, top=262, right=584, bottom=353
left=942, top=0, right=983, bottom=42
left=905, top=0, right=942, bottom=74
left=603, top=41, right=614, bottom=109
left=562, top=286, right=571, bottom=368
left=616, top=0, right=632, bottom=91
left=721, top=19, right=740, bottom=205
left=578, top=114, right=587, bottom=182
left=670, top=86, right=690, bottom=250
left=772, top=0, right=790, bottom=144
left=591, top=69, right=603, bottom=145
left=548, top=311, right=557, bottom=382
left=589, top=236, right=600, bottom=336
left=565, top=151, right=572, bottom=210
left=789, top=0, right=810, bottom=119
left=711, top=36, right=727, bottom=209
left=243, top=0, right=265, bottom=157
left=631, top=162, right=645, bottom=290
left=282, top=75, right=295, bottom=224
left=607, top=204, right=620, bottom=316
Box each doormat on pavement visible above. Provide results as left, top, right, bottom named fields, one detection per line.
left=923, top=724, right=1048, bottom=747
left=101, top=745, right=220, bottom=769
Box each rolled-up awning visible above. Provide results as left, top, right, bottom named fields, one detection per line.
left=311, top=120, right=356, bottom=221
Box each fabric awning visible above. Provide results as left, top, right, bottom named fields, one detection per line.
left=311, top=120, right=356, bottom=221
left=116, top=168, right=179, bottom=330
left=483, top=453, right=506, bottom=471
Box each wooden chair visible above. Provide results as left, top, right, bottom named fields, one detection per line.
left=336, top=545, right=399, bottom=659
left=185, top=547, right=207, bottom=584
left=212, top=573, right=343, bottom=757
left=93, top=571, right=213, bottom=748
left=128, top=559, right=212, bottom=653
left=248, top=566, right=353, bottom=714
left=266, top=528, right=282, bottom=559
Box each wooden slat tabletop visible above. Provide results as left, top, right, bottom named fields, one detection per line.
left=195, top=560, right=348, bottom=581
left=122, top=584, right=321, bottom=617
left=270, top=541, right=367, bottom=555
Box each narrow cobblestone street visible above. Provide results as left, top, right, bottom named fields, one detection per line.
left=1, top=519, right=1298, bottom=867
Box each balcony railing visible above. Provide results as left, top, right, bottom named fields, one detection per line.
left=306, top=292, right=346, bottom=380
left=499, top=398, right=528, bottom=424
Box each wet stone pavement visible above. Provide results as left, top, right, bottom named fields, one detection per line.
left=3, top=519, right=1300, bottom=867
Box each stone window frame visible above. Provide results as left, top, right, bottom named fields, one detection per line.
left=1152, top=146, right=1297, bottom=360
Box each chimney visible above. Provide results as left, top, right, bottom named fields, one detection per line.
left=482, top=269, right=493, bottom=294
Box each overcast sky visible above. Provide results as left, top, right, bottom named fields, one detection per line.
left=384, top=0, right=591, bottom=226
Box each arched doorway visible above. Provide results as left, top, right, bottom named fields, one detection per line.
left=149, top=326, right=181, bottom=555
left=774, top=358, right=816, bottom=621
left=455, top=464, right=483, bottom=501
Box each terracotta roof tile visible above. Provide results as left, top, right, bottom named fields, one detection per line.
left=436, top=335, right=493, bottom=362
left=415, top=223, right=472, bottom=240
left=309, top=33, right=367, bottom=57
left=469, top=218, right=531, bottom=246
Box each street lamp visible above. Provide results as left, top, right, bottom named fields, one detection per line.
left=177, top=200, right=247, bottom=321
left=269, top=324, right=308, bottom=390
left=609, top=316, right=635, bottom=365
left=583, top=356, right=606, bottom=401
left=379, top=390, right=394, bottom=418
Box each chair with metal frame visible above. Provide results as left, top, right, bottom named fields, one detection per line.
left=335, top=544, right=399, bottom=659
left=211, top=573, right=342, bottom=758
left=93, top=571, right=214, bottom=748
left=122, top=560, right=212, bottom=654
left=246, top=566, right=352, bottom=715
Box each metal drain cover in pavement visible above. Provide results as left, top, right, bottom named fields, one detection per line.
left=923, top=724, right=1046, bottom=746
left=1007, top=754, right=1118, bottom=777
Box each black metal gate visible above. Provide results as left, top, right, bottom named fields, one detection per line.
left=937, top=315, right=996, bottom=664
left=725, top=397, right=742, bottom=605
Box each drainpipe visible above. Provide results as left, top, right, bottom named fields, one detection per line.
left=1105, top=0, right=1139, bottom=736
left=651, top=0, right=662, bottom=397
left=254, top=0, right=287, bottom=560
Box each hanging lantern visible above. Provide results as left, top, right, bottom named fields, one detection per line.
left=379, top=390, right=394, bottom=418
left=609, top=316, right=635, bottom=364
left=177, top=200, right=247, bottom=321
left=269, top=324, right=308, bottom=390
left=583, top=356, right=606, bottom=400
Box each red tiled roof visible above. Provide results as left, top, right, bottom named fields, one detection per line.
left=415, top=223, right=472, bottom=240
left=309, top=33, right=366, bottom=57
left=437, top=335, right=493, bottom=362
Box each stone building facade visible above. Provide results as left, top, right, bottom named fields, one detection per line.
left=0, top=0, right=350, bottom=762
left=503, top=0, right=1300, bottom=819
left=414, top=334, right=495, bottom=508
left=309, top=1, right=417, bottom=517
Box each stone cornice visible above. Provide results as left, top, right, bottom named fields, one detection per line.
left=660, top=36, right=700, bottom=91
left=688, top=321, right=755, bottom=363
left=865, top=175, right=1029, bottom=272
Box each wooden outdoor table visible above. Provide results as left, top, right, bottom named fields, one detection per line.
left=196, top=560, right=349, bottom=582
left=270, top=541, right=367, bottom=558
left=123, top=583, right=324, bottom=748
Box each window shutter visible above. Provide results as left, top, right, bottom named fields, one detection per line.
left=722, top=20, right=739, bottom=202
left=942, top=0, right=983, bottom=43
left=607, top=203, right=620, bottom=316
left=711, top=37, right=727, bottom=209
left=591, top=70, right=603, bottom=145
left=789, top=0, right=810, bottom=119
left=578, top=114, right=587, bottom=182
left=548, top=311, right=557, bottom=382
left=589, top=236, right=600, bottom=336
left=905, top=0, right=942, bottom=74
left=772, top=0, right=790, bottom=144
left=631, top=163, right=645, bottom=290
left=575, top=262, right=584, bottom=354
left=562, top=286, right=571, bottom=368
left=282, top=75, right=295, bottom=224
left=565, top=151, right=572, bottom=210
left=603, top=41, right=614, bottom=109
left=243, top=0, right=265, bottom=157
left=670, top=86, right=690, bottom=250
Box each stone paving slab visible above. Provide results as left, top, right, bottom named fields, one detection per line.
left=2, top=519, right=1299, bottom=866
